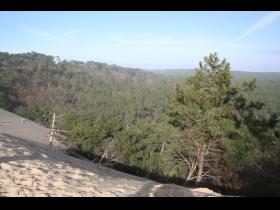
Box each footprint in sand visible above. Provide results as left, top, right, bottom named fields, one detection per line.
left=114, top=187, right=126, bottom=193
left=0, top=163, right=10, bottom=170
left=29, top=168, right=43, bottom=176
left=18, top=169, right=27, bottom=175
left=21, top=188, right=34, bottom=197
left=40, top=154, right=48, bottom=159
left=20, top=179, right=33, bottom=186
left=6, top=148, right=14, bottom=152
left=5, top=187, right=20, bottom=196
left=54, top=163, right=64, bottom=169
left=37, top=185, right=51, bottom=192
left=23, top=151, right=32, bottom=156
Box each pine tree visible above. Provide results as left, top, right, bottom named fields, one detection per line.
left=167, top=53, right=263, bottom=185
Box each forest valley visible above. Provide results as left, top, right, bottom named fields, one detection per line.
left=0, top=51, right=280, bottom=196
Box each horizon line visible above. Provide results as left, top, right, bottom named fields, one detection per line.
left=1, top=49, right=280, bottom=73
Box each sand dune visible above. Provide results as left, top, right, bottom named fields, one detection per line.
left=0, top=108, right=221, bottom=197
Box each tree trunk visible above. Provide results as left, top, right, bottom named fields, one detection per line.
left=196, top=145, right=205, bottom=183
left=160, top=142, right=165, bottom=154
left=186, top=162, right=197, bottom=181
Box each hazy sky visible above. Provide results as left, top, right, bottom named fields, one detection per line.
left=0, top=11, right=280, bottom=71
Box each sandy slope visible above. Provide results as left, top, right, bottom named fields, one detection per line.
left=0, top=108, right=221, bottom=197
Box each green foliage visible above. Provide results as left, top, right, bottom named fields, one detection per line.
left=1, top=51, right=280, bottom=195
left=113, top=119, right=185, bottom=179
left=0, top=90, right=12, bottom=110
left=167, top=52, right=279, bottom=186
left=68, top=122, right=115, bottom=155
left=19, top=106, right=52, bottom=126
left=223, top=125, right=259, bottom=171
left=115, top=120, right=162, bottom=173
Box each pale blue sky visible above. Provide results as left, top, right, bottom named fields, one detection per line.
left=0, top=11, right=280, bottom=71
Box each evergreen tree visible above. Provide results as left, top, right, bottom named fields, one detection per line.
left=167, top=53, right=265, bottom=185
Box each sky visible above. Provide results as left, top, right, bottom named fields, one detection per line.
left=0, top=11, right=280, bottom=72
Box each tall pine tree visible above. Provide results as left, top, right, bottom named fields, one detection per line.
left=167, top=53, right=266, bottom=185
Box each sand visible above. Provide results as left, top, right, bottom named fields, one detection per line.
left=0, top=133, right=159, bottom=197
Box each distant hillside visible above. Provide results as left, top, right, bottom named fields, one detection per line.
left=151, top=68, right=195, bottom=76
left=0, top=51, right=175, bottom=124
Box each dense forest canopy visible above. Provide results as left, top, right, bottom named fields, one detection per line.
left=0, top=51, right=280, bottom=196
